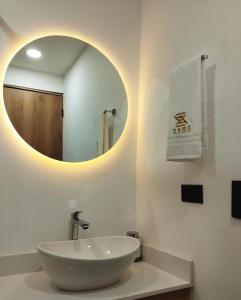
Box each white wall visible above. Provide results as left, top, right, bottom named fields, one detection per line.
left=3, top=2, right=240, bottom=299
left=0, top=0, right=141, bottom=255
left=137, top=1, right=241, bottom=300
left=63, top=45, right=127, bottom=162
left=4, top=66, right=64, bottom=93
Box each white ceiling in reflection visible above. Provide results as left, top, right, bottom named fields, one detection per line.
left=10, top=36, right=87, bottom=76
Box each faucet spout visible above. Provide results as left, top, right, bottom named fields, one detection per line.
left=72, top=218, right=90, bottom=230
left=70, top=211, right=90, bottom=240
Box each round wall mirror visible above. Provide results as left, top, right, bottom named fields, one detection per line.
left=3, top=35, right=128, bottom=162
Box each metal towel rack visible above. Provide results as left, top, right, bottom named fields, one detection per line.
left=103, top=109, right=117, bottom=116
left=201, top=54, right=208, bottom=60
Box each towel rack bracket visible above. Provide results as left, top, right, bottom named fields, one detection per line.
left=201, top=54, right=208, bottom=60
left=104, top=109, right=117, bottom=116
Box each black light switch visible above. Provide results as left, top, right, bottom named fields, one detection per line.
left=181, top=185, right=203, bottom=204
left=232, top=181, right=241, bottom=219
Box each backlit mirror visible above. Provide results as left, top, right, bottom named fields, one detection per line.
left=3, top=35, right=128, bottom=162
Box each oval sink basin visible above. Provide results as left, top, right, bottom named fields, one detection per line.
left=37, top=236, right=140, bottom=291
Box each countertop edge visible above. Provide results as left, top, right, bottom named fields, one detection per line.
left=116, top=282, right=192, bottom=300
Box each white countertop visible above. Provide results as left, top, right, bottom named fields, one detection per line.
left=0, top=262, right=191, bottom=300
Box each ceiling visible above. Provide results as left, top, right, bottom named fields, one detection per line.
left=10, top=36, right=88, bottom=76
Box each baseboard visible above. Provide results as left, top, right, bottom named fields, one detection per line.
left=0, top=245, right=193, bottom=283
left=142, top=244, right=193, bottom=284
left=0, top=251, right=41, bottom=277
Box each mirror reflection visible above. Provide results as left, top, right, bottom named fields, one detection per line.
left=3, top=36, right=127, bottom=162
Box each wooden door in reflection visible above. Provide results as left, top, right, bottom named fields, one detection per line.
left=4, top=85, right=63, bottom=160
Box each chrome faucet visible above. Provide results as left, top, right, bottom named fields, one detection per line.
left=70, top=211, right=90, bottom=240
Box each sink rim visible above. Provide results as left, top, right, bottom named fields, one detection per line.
left=38, top=235, right=140, bottom=262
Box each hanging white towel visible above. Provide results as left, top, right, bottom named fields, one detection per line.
left=94, top=111, right=112, bottom=157
left=102, top=111, right=110, bottom=154
left=166, top=55, right=208, bottom=161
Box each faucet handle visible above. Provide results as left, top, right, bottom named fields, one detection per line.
left=71, top=210, right=83, bottom=220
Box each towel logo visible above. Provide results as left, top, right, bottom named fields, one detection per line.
left=173, top=112, right=191, bottom=134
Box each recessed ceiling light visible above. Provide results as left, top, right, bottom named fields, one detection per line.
left=26, top=48, right=42, bottom=59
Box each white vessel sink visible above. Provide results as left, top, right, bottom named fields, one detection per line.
left=37, top=236, right=140, bottom=291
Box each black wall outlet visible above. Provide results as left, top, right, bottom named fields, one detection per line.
left=181, top=185, right=203, bottom=204
left=232, top=181, right=241, bottom=219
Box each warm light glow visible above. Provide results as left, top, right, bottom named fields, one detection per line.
left=26, top=48, right=42, bottom=59
left=0, top=31, right=131, bottom=169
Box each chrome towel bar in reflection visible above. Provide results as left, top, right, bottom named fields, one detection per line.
left=201, top=54, right=208, bottom=60
left=104, top=109, right=117, bottom=116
